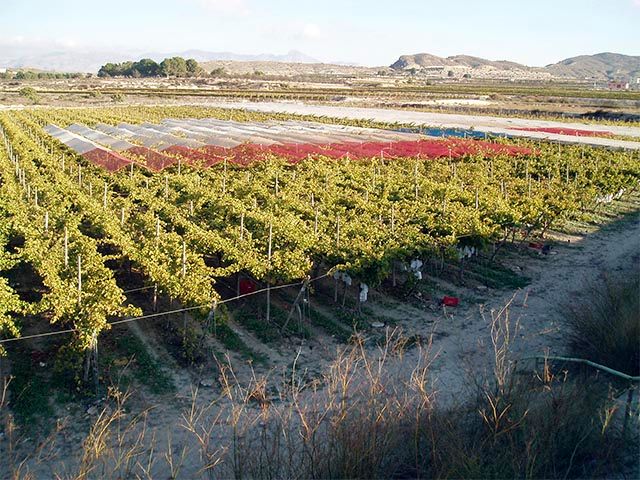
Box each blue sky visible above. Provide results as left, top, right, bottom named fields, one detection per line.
left=1, top=0, right=638, bottom=66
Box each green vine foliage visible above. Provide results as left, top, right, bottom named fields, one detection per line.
left=0, top=106, right=638, bottom=356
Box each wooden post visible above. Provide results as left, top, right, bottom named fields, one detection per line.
left=240, top=212, right=245, bottom=241
left=314, top=208, right=319, bottom=236
left=391, top=204, right=395, bottom=231
left=153, top=284, right=158, bottom=312
left=266, top=221, right=273, bottom=323
left=206, top=300, right=218, bottom=337
left=91, top=334, right=99, bottom=395
left=64, top=227, right=69, bottom=268
left=475, top=189, right=479, bottom=209
left=156, top=218, right=160, bottom=238
left=223, top=159, right=227, bottom=194
left=623, top=387, right=634, bottom=435
left=181, top=240, right=187, bottom=277
left=77, top=254, right=82, bottom=305
left=282, top=277, right=310, bottom=334
left=44, top=211, right=49, bottom=231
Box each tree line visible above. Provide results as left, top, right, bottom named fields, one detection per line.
left=97, top=57, right=205, bottom=78
left=0, top=71, right=88, bottom=80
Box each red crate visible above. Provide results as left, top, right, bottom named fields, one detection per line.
left=239, top=279, right=257, bottom=295
left=442, top=296, right=460, bottom=307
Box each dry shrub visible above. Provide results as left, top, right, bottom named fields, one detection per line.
left=1, top=301, right=635, bottom=479
left=564, top=274, right=640, bottom=376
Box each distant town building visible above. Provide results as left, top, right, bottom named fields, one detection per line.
left=608, top=81, right=630, bottom=90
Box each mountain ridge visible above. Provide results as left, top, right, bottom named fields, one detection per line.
left=0, top=48, right=320, bottom=73
left=390, top=52, right=640, bottom=81
left=2, top=46, right=638, bottom=81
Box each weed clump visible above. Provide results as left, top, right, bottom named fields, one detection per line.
left=564, top=274, right=640, bottom=376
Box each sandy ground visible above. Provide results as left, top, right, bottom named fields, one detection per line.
left=421, top=211, right=640, bottom=401
left=203, top=101, right=640, bottom=149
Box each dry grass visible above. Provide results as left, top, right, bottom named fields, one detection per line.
left=563, top=274, right=640, bottom=376
left=1, top=300, right=636, bottom=479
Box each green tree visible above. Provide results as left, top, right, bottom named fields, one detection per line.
left=186, top=58, right=203, bottom=77
left=133, top=58, right=160, bottom=77
left=210, top=67, right=227, bottom=77
left=160, top=57, right=188, bottom=77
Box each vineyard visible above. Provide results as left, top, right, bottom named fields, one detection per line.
left=0, top=105, right=639, bottom=391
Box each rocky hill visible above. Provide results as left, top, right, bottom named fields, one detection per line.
left=390, top=52, right=640, bottom=81
left=389, top=53, right=545, bottom=80
left=544, top=52, right=640, bottom=81
left=390, top=53, right=531, bottom=71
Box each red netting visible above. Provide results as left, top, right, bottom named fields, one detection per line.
left=83, top=148, right=132, bottom=172
left=188, top=138, right=533, bottom=166
left=124, top=146, right=177, bottom=172
left=89, top=138, right=533, bottom=173
left=512, top=127, right=613, bottom=137
left=163, top=145, right=221, bottom=167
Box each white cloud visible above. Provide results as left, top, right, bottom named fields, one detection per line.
left=300, top=23, right=322, bottom=40
left=260, top=21, right=324, bottom=42
left=194, top=0, right=251, bottom=16
left=0, top=36, right=79, bottom=49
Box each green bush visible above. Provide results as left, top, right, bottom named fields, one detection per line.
left=563, top=275, right=640, bottom=376
left=18, top=86, right=40, bottom=103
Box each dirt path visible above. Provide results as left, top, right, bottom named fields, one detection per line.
left=125, top=321, right=189, bottom=393
left=395, top=209, right=640, bottom=401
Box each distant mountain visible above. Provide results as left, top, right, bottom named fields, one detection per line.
left=544, top=52, right=640, bottom=81
left=141, top=49, right=319, bottom=64
left=390, top=53, right=532, bottom=72
left=448, top=55, right=527, bottom=70
left=390, top=52, right=640, bottom=81
left=390, top=53, right=455, bottom=70
left=0, top=49, right=135, bottom=73
left=0, top=48, right=320, bottom=73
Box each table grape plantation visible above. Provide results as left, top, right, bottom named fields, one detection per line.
left=0, top=104, right=639, bottom=479
left=1, top=104, right=638, bottom=359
